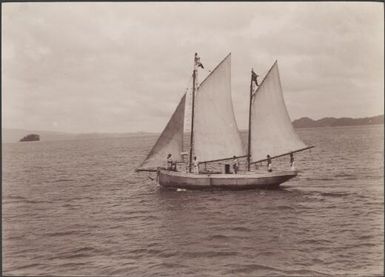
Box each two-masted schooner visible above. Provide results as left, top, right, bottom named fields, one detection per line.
left=136, top=53, right=313, bottom=189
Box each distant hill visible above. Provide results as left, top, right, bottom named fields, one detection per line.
left=292, top=115, right=384, bottom=128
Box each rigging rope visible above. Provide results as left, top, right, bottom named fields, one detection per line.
left=184, top=74, right=193, bottom=94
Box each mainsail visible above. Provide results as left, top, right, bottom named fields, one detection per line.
left=137, top=94, right=186, bottom=171
left=193, top=53, right=244, bottom=162
left=250, top=61, right=307, bottom=162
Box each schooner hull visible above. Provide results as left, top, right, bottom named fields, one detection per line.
left=158, top=169, right=297, bottom=190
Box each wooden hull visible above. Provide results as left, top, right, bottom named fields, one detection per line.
left=158, top=169, right=297, bottom=190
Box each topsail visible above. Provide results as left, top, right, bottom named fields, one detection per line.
left=193, top=54, right=244, bottom=162
left=250, top=61, right=307, bottom=162
left=137, top=94, right=186, bottom=171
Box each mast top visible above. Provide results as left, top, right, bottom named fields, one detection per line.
left=197, top=53, right=231, bottom=89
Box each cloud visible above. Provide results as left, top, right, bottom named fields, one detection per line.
left=2, top=2, right=383, bottom=132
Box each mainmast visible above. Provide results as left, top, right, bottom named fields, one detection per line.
left=188, top=56, right=197, bottom=173
left=247, top=69, right=254, bottom=171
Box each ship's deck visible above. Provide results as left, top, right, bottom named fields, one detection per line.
left=159, top=169, right=297, bottom=179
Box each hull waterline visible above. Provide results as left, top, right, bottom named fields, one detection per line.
left=157, top=169, right=297, bottom=190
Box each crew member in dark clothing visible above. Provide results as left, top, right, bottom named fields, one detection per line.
left=232, top=155, right=239, bottom=174
left=166, top=153, right=173, bottom=170
left=290, top=153, right=295, bottom=170
left=267, top=154, right=272, bottom=172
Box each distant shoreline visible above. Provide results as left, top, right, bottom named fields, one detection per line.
left=292, top=114, right=383, bottom=129
left=294, top=123, right=383, bottom=129
left=2, top=115, right=383, bottom=143
left=239, top=123, right=383, bottom=133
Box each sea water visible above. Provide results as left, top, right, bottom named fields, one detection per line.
left=2, top=125, right=383, bottom=276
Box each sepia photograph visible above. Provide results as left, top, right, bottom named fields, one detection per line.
left=2, top=2, right=384, bottom=276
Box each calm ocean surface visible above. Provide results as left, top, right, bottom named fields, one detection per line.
left=2, top=125, right=384, bottom=276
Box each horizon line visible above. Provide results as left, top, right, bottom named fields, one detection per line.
left=2, top=114, right=383, bottom=135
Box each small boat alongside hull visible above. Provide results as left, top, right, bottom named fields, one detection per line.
left=158, top=169, right=297, bottom=190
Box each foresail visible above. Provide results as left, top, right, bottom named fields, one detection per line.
left=137, top=94, right=186, bottom=171
left=193, top=54, right=244, bottom=162
left=250, top=61, right=307, bottom=162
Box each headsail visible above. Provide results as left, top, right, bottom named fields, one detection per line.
left=193, top=53, right=244, bottom=162
left=250, top=61, right=307, bottom=162
left=137, top=94, right=186, bottom=171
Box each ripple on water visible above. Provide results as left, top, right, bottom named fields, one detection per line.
left=2, top=126, right=384, bottom=276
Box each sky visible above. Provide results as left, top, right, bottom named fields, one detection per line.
left=2, top=2, right=384, bottom=133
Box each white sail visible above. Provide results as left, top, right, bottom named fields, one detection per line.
left=250, top=61, right=307, bottom=162
left=193, top=54, right=244, bottom=162
left=138, top=94, right=186, bottom=171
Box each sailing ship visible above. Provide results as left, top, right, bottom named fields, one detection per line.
left=136, top=53, right=313, bottom=189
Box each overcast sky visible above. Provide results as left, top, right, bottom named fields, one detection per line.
left=2, top=2, right=384, bottom=133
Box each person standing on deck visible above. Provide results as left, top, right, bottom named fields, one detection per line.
left=193, top=156, right=199, bottom=174
left=290, top=153, right=295, bottom=171
left=267, top=154, right=272, bottom=172
left=232, top=155, right=239, bottom=174
left=166, top=153, right=173, bottom=170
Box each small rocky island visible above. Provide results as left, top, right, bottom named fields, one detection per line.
left=19, top=134, right=40, bottom=142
